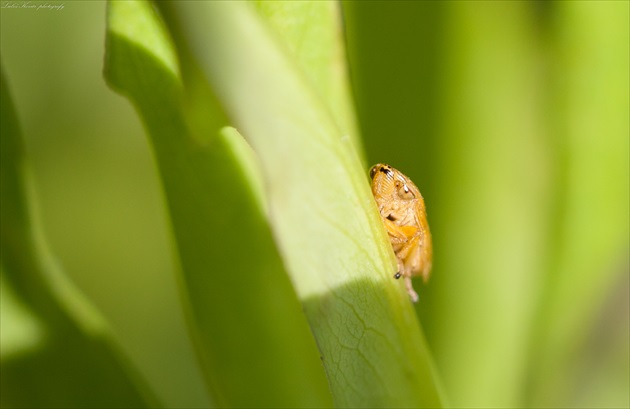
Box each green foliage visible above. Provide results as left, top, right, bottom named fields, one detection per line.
left=344, top=1, right=629, bottom=408
left=1, top=1, right=627, bottom=408
left=1, top=63, right=155, bottom=408
left=105, top=1, right=442, bottom=407
left=104, top=1, right=332, bottom=406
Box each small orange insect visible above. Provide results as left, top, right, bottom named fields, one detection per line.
left=370, top=163, right=432, bottom=302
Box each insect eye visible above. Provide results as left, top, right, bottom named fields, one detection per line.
left=369, top=166, right=378, bottom=179
left=397, top=183, right=415, bottom=200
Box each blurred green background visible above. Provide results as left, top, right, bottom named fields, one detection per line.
left=1, top=1, right=628, bottom=408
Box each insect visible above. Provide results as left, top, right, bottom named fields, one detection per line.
left=369, top=163, right=432, bottom=303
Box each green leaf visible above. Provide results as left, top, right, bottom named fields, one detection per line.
left=345, top=2, right=549, bottom=407
left=252, top=1, right=363, bottom=161
left=1, top=62, right=156, bottom=408
left=344, top=2, right=629, bottom=408
left=164, top=2, right=445, bottom=407
left=526, top=2, right=630, bottom=406
left=104, top=1, right=332, bottom=407
left=421, top=4, right=550, bottom=407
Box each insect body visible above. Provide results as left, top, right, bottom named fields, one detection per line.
left=369, top=163, right=432, bottom=303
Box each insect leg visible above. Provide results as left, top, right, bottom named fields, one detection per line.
left=395, top=235, right=421, bottom=271
left=393, top=235, right=420, bottom=281
left=394, top=257, right=404, bottom=279
left=382, top=218, right=417, bottom=243
left=405, top=276, right=419, bottom=303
